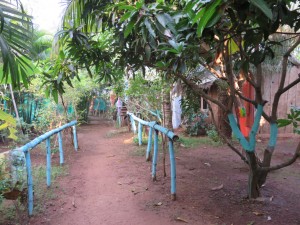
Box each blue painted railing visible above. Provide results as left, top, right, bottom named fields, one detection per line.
left=17, top=120, right=78, bottom=216
left=127, top=112, right=178, bottom=200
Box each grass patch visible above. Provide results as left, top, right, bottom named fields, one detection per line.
left=106, top=127, right=129, bottom=138
left=130, top=146, right=146, bottom=157
left=178, top=136, right=222, bottom=148
left=30, top=164, right=68, bottom=215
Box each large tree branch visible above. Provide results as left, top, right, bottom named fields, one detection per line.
left=281, top=74, right=300, bottom=94
left=223, top=41, right=235, bottom=111
left=271, top=36, right=300, bottom=120
left=259, top=141, right=300, bottom=172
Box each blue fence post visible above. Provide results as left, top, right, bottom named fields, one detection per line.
left=168, top=138, right=176, bottom=200
left=25, top=151, right=34, bottom=216
left=72, top=125, right=78, bottom=151
left=58, top=132, right=64, bottom=165
left=46, top=138, right=51, bottom=187
left=152, top=130, right=159, bottom=181
left=130, top=116, right=136, bottom=134
left=138, top=122, right=143, bottom=146
left=146, top=127, right=153, bottom=161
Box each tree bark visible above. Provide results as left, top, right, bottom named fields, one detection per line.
left=162, top=79, right=172, bottom=177
left=257, top=146, right=273, bottom=186
left=218, top=88, right=232, bottom=138
left=246, top=152, right=260, bottom=198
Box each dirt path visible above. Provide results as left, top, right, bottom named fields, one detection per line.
left=28, top=120, right=300, bottom=225
left=29, top=121, right=180, bottom=225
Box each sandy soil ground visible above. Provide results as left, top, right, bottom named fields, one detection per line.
left=1, top=119, right=300, bottom=225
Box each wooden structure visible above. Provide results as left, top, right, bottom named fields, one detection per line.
left=258, top=65, right=300, bottom=137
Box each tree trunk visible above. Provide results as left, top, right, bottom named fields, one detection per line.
left=162, top=80, right=172, bottom=177
left=218, top=88, right=231, bottom=138
left=9, top=84, right=20, bottom=122
left=246, top=152, right=260, bottom=198
left=257, top=146, right=273, bottom=186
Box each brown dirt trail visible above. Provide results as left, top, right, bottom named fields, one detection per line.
left=27, top=120, right=300, bottom=225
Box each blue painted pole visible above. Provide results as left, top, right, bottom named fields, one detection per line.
left=46, top=138, right=51, bottom=187
left=58, top=132, right=64, bottom=165
left=72, top=125, right=78, bottom=151
left=249, top=104, right=263, bottom=150
left=152, top=130, right=159, bottom=181
left=228, top=114, right=252, bottom=151
left=130, top=116, right=136, bottom=134
left=138, top=122, right=143, bottom=146
left=268, top=123, right=278, bottom=148
left=25, top=151, right=34, bottom=216
left=168, top=139, right=176, bottom=200
left=146, top=127, right=153, bottom=161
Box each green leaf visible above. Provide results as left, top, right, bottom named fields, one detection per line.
left=144, top=18, right=156, bottom=37
left=120, top=11, right=132, bottom=22
left=277, top=119, right=292, bottom=128
left=0, top=110, right=17, bottom=140
left=136, top=1, right=144, bottom=10
left=197, top=0, right=222, bottom=37
left=52, top=89, right=58, bottom=103
left=124, top=19, right=135, bottom=38
left=249, top=0, right=272, bottom=20
left=118, top=5, right=136, bottom=11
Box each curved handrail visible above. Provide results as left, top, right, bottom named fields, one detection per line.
left=16, top=120, right=78, bottom=216
left=127, top=112, right=177, bottom=200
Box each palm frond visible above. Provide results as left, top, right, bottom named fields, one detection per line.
left=0, top=0, right=33, bottom=88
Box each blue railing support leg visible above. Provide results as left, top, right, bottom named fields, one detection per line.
left=152, top=130, right=159, bottom=181
left=146, top=127, right=153, bottom=161
left=58, top=132, right=64, bottom=165
left=168, top=139, right=176, bottom=200
left=46, top=138, right=51, bottom=187
left=25, top=151, right=34, bottom=216
left=72, top=125, right=78, bottom=151
left=138, top=122, right=143, bottom=146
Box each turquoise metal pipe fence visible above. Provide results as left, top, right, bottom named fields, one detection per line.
left=16, top=120, right=78, bottom=216
left=127, top=112, right=178, bottom=200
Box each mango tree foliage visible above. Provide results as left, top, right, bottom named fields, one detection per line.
left=60, top=0, right=300, bottom=198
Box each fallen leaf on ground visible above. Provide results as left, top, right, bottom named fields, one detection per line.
left=176, top=157, right=181, bottom=160
left=267, top=216, right=272, bottom=221
left=175, top=217, right=188, bottom=223
left=253, top=211, right=264, bottom=216
left=204, top=162, right=211, bottom=167
left=180, top=144, right=185, bottom=147
left=154, top=202, right=163, bottom=206
left=211, top=184, right=223, bottom=191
